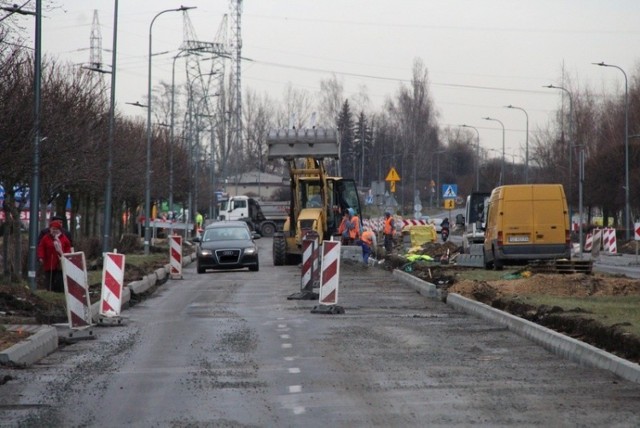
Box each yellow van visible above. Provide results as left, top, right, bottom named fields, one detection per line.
left=483, top=184, right=570, bottom=270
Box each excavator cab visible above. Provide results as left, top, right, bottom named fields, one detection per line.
left=267, top=128, right=362, bottom=265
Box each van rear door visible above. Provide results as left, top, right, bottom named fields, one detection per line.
left=502, top=186, right=533, bottom=245
left=532, top=185, right=566, bottom=245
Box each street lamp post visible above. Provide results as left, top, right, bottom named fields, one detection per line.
left=144, top=5, right=195, bottom=256
left=505, top=105, right=529, bottom=184
left=98, top=0, right=119, bottom=255
left=593, top=62, right=630, bottom=240
left=460, top=124, right=481, bottom=191
left=545, top=84, right=582, bottom=256
left=16, top=0, right=41, bottom=291
left=544, top=84, right=574, bottom=223
left=430, top=150, right=445, bottom=208
left=482, top=117, right=505, bottom=186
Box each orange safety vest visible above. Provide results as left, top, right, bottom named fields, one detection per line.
left=362, top=230, right=375, bottom=246
left=349, top=215, right=361, bottom=240
left=384, top=216, right=394, bottom=235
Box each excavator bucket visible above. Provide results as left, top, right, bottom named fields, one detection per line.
left=267, top=128, right=340, bottom=160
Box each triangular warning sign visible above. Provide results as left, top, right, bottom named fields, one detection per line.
left=443, top=186, right=456, bottom=198
left=385, top=167, right=401, bottom=182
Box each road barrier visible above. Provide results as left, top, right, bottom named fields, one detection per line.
left=61, top=252, right=92, bottom=329
left=99, top=252, right=125, bottom=324
left=585, top=228, right=617, bottom=254
left=312, top=240, right=344, bottom=314
left=603, top=228, right=617, bottom=254
left=301, top=238, right=316, bottom=291
left=169, top=235, right=183, bottom=279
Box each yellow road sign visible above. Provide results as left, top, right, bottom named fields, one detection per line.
left=443, top=199, right=455, bottom=209
left=385, top=167, right=401, bottom=182
left=390, top=181, right=397, bottom=193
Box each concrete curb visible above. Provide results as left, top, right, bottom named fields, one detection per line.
left=0, top=326, right=58, bottom=366
left=1, top=252, right=196, bottom=367
left=393, top=269, right=640, bottom=384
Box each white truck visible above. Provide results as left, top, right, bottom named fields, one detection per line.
left=217, top=195, right=289, bottom=237
left=454, top=192, right=491, bottom=267
left=462, top=192, right=491, bottom=253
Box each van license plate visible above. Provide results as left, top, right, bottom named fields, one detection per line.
left=509, top=236, right=529, bottom=242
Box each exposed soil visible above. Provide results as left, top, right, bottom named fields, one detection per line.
left=381, top=238, right=640, bottom=365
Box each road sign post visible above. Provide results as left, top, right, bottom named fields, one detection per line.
left=385, top=167, right=401, bottom=194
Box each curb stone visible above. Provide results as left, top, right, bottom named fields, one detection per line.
left=393, top=268, right=640, bottom=384
left=0, top=326, right=58, bottom=366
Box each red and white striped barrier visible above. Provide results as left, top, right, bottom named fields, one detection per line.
left=603, top=227, right=617, bottom=253
left=319, top=241, right=341, bottom=305
left=61, top=252, right=92, bottom=329
left=301, top=238, right=317, bottom=292
left=169, top=235, right=183, bottom=279
left=401, top=219, right=428, bottom=228
left=584, top=232, right=594, bottom=252
left=100, top=252, right=125, bottom=318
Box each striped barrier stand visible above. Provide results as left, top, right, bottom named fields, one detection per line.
left=61, top=252, right=93, bottom=330
left=287, top=237, right=319, bottom=300
left=584, top=232, right=593, bottom=252
left=312, top=240, right=344, bottom=314
left=603, top=227, right=617, bottom=254
left=169, top=235, right=183, bottom=279
left=99, top=252, right=126, bottom=325
left=604, top=227, right=618, bottom=254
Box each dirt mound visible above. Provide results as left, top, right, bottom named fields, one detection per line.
left=449, top=273, right=640, bottom=298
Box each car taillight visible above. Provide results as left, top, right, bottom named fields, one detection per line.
left=497, top=231, right=503, bottom=246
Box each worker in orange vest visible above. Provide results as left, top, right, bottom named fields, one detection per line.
left=361, top=227, right=376, bottom=264
left=339, top=208, right=361, bottom=245
left=383, top=210, right=395, bottom=253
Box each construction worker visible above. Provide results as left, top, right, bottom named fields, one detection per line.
left=361, top=227, right=377, bottom=264
left=195, top=211, right=204, bottom=236
left=340, top=208, right=361, bottom=245
left=383, top=210, right=395, bottom=254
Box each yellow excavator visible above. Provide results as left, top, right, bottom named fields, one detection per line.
left=267, top=128, right=362, bottom=265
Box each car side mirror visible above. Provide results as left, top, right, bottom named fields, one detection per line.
left=252, top=232, right=261, bottom=240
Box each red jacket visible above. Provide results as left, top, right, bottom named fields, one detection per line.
left=37, top=233, right=72, bottom=271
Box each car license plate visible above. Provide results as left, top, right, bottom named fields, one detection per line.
left=509, top=235, right=529, bottom=243
left=223, top=251, right=234, bottom=255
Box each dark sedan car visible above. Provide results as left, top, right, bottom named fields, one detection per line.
left=193, top=221, right=260, bottom=274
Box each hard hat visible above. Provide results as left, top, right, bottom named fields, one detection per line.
left=384, top=210, right=391, bottom=215
left=348, top=208, right=355, bottom=216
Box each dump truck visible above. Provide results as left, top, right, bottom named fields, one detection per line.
left=267, top=128, right=362, bottom=265
left=217, top=195, right=288, bottom=237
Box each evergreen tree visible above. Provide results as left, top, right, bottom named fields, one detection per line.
left=336, top=100, right=355, bottom=178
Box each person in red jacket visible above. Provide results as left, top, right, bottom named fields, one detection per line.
left=37, top=220, right=72, bottom=292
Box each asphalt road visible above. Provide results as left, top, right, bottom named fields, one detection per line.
left=2, top=238, right=640, bottom=426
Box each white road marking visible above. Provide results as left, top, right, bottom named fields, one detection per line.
left=289, top=385, right=302, bottom=393
left=288, top=367, right=300, bottom=374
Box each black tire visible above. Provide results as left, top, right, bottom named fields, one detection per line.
left=273, top=235, right=286, bottom=266
left=493, top=248, right=504, bottom=270
left=249, top=262, right=259, bottom=272
left=483, top=248, right=493, bottom=270
left=197, top=265, right=205, bottom=274
left=260, top=223, right=276, bottom=237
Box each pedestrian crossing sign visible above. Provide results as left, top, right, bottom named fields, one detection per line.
left=442, top=184, right=457, bottom=198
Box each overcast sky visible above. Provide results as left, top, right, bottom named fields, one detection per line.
left=13, top=0, right=640, bottom=158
